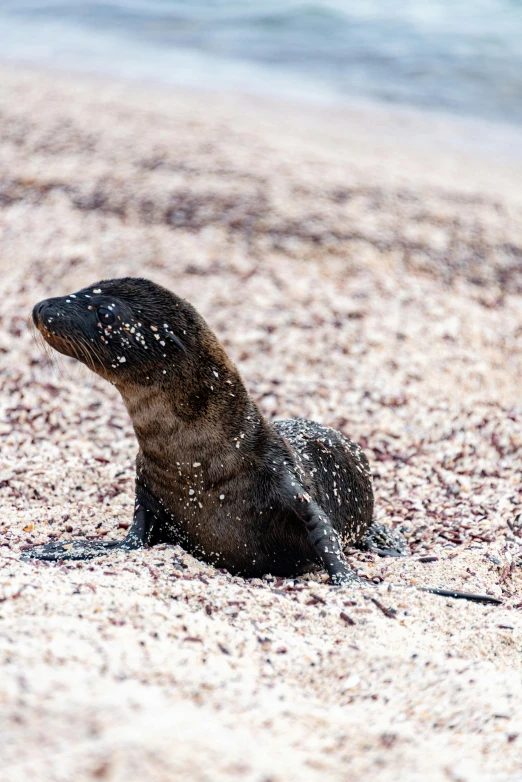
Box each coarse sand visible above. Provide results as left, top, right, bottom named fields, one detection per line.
left=1, top=65, right=522, bottom=781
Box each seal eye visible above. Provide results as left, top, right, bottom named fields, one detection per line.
left=97, top=307, right=116, bottom=325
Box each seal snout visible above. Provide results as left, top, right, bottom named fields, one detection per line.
left=32, top=299, right=50, bottom=328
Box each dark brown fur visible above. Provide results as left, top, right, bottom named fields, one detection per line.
left=26, top=277, right=404, bottom=582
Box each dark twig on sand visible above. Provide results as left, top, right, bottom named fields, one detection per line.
left=421, top=587, right=502, bottom=605
left=369, top=597, right=396, bottom=618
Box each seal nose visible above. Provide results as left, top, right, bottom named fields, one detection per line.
left=32, top=300, right=49, bottom=327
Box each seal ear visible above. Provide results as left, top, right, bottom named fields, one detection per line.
left=167, top=331, right=187, bottom=353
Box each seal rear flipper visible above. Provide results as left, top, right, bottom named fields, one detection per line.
left=357, top=521, right=409, bottom=557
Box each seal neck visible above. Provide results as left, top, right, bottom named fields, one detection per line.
left=115, top=376, right=277, bottom=489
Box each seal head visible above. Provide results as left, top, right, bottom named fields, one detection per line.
left=33, top=278, right=202, bottom=385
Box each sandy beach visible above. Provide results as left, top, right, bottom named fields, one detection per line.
left=1, top=64, right=522, bottom=780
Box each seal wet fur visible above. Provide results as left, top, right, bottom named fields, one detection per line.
left=26, top=277, right=406, bottom=584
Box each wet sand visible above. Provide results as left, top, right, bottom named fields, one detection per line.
left=1, top=65, right=522, bottom=781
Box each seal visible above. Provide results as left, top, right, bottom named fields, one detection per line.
left=25, top=277, right=406, bottom=584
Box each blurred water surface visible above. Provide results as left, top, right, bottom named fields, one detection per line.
left=0, top=0, right=521, bottom=123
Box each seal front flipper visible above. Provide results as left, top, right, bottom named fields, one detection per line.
left=21, top=538, right=128, bottom=562
left=279, top=472, right=361, bottom=586
left=21, top=493, right=158, bottom=562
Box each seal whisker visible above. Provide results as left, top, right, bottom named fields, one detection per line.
left=31, top=324, right=68, bottom=377
left=75, top=334, right=99, bottom=374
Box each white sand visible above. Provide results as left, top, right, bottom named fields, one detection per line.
left=1, top=65, right=522, bottom=781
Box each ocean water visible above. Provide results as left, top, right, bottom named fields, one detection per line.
left=0, top=0, right=521, bottom=124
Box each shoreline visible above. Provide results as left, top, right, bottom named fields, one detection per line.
left=4, top=57, right=522, bottom=169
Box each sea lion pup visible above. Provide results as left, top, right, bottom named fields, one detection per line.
left=26, top=277, right=406, bottom=584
